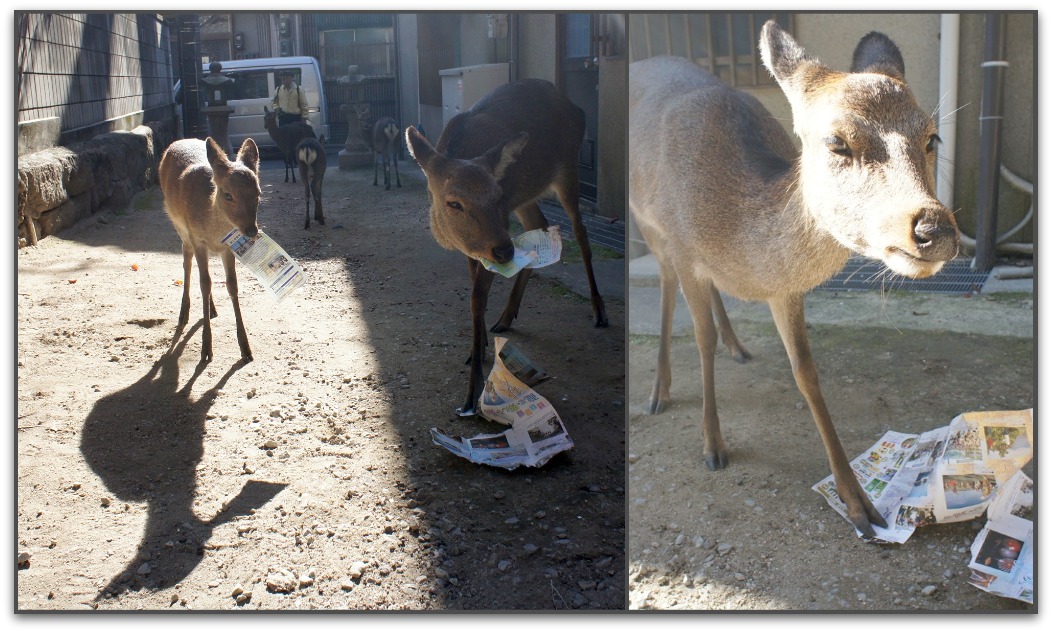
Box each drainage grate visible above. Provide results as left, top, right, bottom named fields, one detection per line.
left=539, top=200, right=625, bottom=254
left=818, top=257, right=990, bottom=294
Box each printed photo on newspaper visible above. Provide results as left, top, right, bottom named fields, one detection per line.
left=479, top=226, right=562, bottom=278
left=430, top=337, right=572, bottom=470
left=222, top=228, right=306, bottom=301
left=812, top=409, right=1033, bottom=603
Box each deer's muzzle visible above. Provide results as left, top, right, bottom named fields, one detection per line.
left=911, top=208, right=959, bottom=262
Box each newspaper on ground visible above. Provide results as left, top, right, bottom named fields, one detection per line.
left=430, top=337, right=572, bottom=470
left=813, top=409, right=1033, bottom=603
left=221, top=228, right=306, bottom=301
left=479, top=226, right=562, bottom=278
left=966, top=470, right=1033, bottom=604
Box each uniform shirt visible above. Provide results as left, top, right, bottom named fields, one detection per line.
left=273, top=82, right=308, bottom=115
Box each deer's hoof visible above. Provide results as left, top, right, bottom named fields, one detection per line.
left=645, top=397, right=667, bottom=415
left=731, top=347, right=753, bottom=364
left=489, top=322, right=511, bottom=334
left=704, top=450, right=729, bottom=471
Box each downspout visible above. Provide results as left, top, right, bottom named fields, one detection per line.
left=509, top=13, right=520, bottom=82
left=936, top=14, right=959, bottom=210
left=972, top=12, right=1007, bottom=271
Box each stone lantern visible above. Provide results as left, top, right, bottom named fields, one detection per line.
left=337, top=65, right=373, bottom=170
left=200, top=61, right=236, bottom=153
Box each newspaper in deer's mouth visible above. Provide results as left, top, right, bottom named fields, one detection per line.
left=477, top=226, right=562, bottom=278
left=222, top=229, right=306, bottom=301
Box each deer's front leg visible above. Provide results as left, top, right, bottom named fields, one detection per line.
left=769, top=293, right=887, bottom=538
left=459, top=258, right=495, bottom=416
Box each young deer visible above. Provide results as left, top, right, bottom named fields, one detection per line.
left=406, top=79, right=609, bottom=415
left=263, top=106, right=317, bottom=184
left=159, top=136, right=261, bottom=364
left=371, top=116, right=402, bottom=190
left=296, top=137, right=326, bottom=229
left=629, top=22, right=959, bottom=538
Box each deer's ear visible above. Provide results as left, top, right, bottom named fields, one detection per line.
left=850, top=32, right=905, bottom=81
left=406, top=125, right=436, bottom=170
left=760, top=21, right=813, bottom=84
left=206, top=137, right=232, bottom=177
left=237, top=138, right=260, bottom=173
left=482, top=132, right=528, bottom=183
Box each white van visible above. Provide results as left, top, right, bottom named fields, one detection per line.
left=178, top=56, right=330, bottom=150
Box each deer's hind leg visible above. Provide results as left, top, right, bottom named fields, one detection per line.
left=680, top=274, right=728, bottom=470
left=553, top=168, right=608, bottom=328
left=490, top=201, right=549, bottom=333
left=711, top=286, right=751, bottom=363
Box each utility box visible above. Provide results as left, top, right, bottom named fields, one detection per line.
left=440, top=63, right=509, bottom=127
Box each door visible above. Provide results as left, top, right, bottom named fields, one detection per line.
left=560, top=13, right=600, bottom=203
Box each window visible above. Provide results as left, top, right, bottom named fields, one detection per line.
left=319, top=27, right=395, bottom=79
left=225, top=69, right=279, bottom=100
left=629, top=13, right=793, bottom=87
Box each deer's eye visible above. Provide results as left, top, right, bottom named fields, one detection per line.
left=447, top=200, right=464, bottom=212
left=825, top=136, right=852, bottom=158
left=926, top=134, right=941, bottom=153
left=223, top=192, right=234, bottom=201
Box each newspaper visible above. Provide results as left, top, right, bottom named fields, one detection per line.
left=813, top=409, right=1033, bottom=602
left=430, top=337, right=572, bottom=470
left=479, top=226, right=562, bottom=278
left=221, top=228, right=306, bottom=301
left=966, top=470, right=1033, bottom=604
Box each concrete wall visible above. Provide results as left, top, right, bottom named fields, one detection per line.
left=517, top=14, right=557, bottom=84
left=17, top=122, right=177, bottom=248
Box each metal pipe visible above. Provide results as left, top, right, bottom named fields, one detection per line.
left=973, top=12, right=1007, bottom=271
left=936, top=14, right=959, bottom=209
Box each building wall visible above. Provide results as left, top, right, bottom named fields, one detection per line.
left=17, top=12, right=175, bottom=155
left=517, top=14, right=558, bottom=84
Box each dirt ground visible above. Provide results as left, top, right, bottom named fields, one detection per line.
left=15, top=150, right=625, bottom=611
left=627, top=286, right=1034, bottom=611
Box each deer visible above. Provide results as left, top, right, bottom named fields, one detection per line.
left=371, top=116, right=402, bottom=190
left=628, top=21, right=960, bottom=539
left=263, top=106, right=317, bottom=184
left=159, top=136, right=262, bottom=364
left=406, top=78, right=609, bottom=416
left=296, top=137, right=326, bottom=229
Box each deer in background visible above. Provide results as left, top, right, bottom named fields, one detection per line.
left=371, top=117, right=402, bottom=190
left=296, top=137, right=327, bottom=229
left=263, top=106, right=317, bottom=184
left=628, top=21, right=959, bottom=538
left=159, top=137, right=262, bottom=364
left=406, top=79, right=609, bottom=416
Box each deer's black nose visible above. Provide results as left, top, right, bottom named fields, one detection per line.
left=491, top=243, right=514, bottom=263
left=912, top=208, right=959, bottom=262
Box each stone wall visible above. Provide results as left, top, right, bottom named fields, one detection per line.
left=17, top=121, right=176, bottom=248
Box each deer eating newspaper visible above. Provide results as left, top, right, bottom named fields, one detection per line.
left=222, top=229, right=306, bottom=301
left=430, top=337, right=572, bottom=470
left=813, top=409, right=1033, bottom=603
left=478, top=226, right=562, bottom=278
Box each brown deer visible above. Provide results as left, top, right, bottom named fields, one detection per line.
left=371, top=116, right=402, bottom=190
left=263, top=106, right=317, bottom=184
left=159, top=137, right=261, bottom=364
left=406, top=79, right=608, bottom=416
left=628, top=22, right=959, bottom=538
left=296, top=137, right=326, bottom=229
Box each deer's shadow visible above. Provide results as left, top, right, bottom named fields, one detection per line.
left=80, top=321, right=286, bottom=600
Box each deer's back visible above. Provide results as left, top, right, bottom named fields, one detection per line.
left=629, top=56, right=843, bottom=299
left=437, top=79, right=584, bottom=204
left=159, top=139, right=228, bottom=251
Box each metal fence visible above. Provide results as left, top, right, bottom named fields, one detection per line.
left=17, top=13, right=174, bottom=144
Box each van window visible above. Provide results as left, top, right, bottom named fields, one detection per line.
left=225, top=70, right=273, bottom=100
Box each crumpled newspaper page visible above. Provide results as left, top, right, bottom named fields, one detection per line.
left=222, top=228, right=306, bottom=301
left=479, top=226, right=562, bottom=278
left=813, top=409, right=1033, bottom=603
left=966, top=470, right=1033, bottom=604
left=430, top=337, right=572, bottom=470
